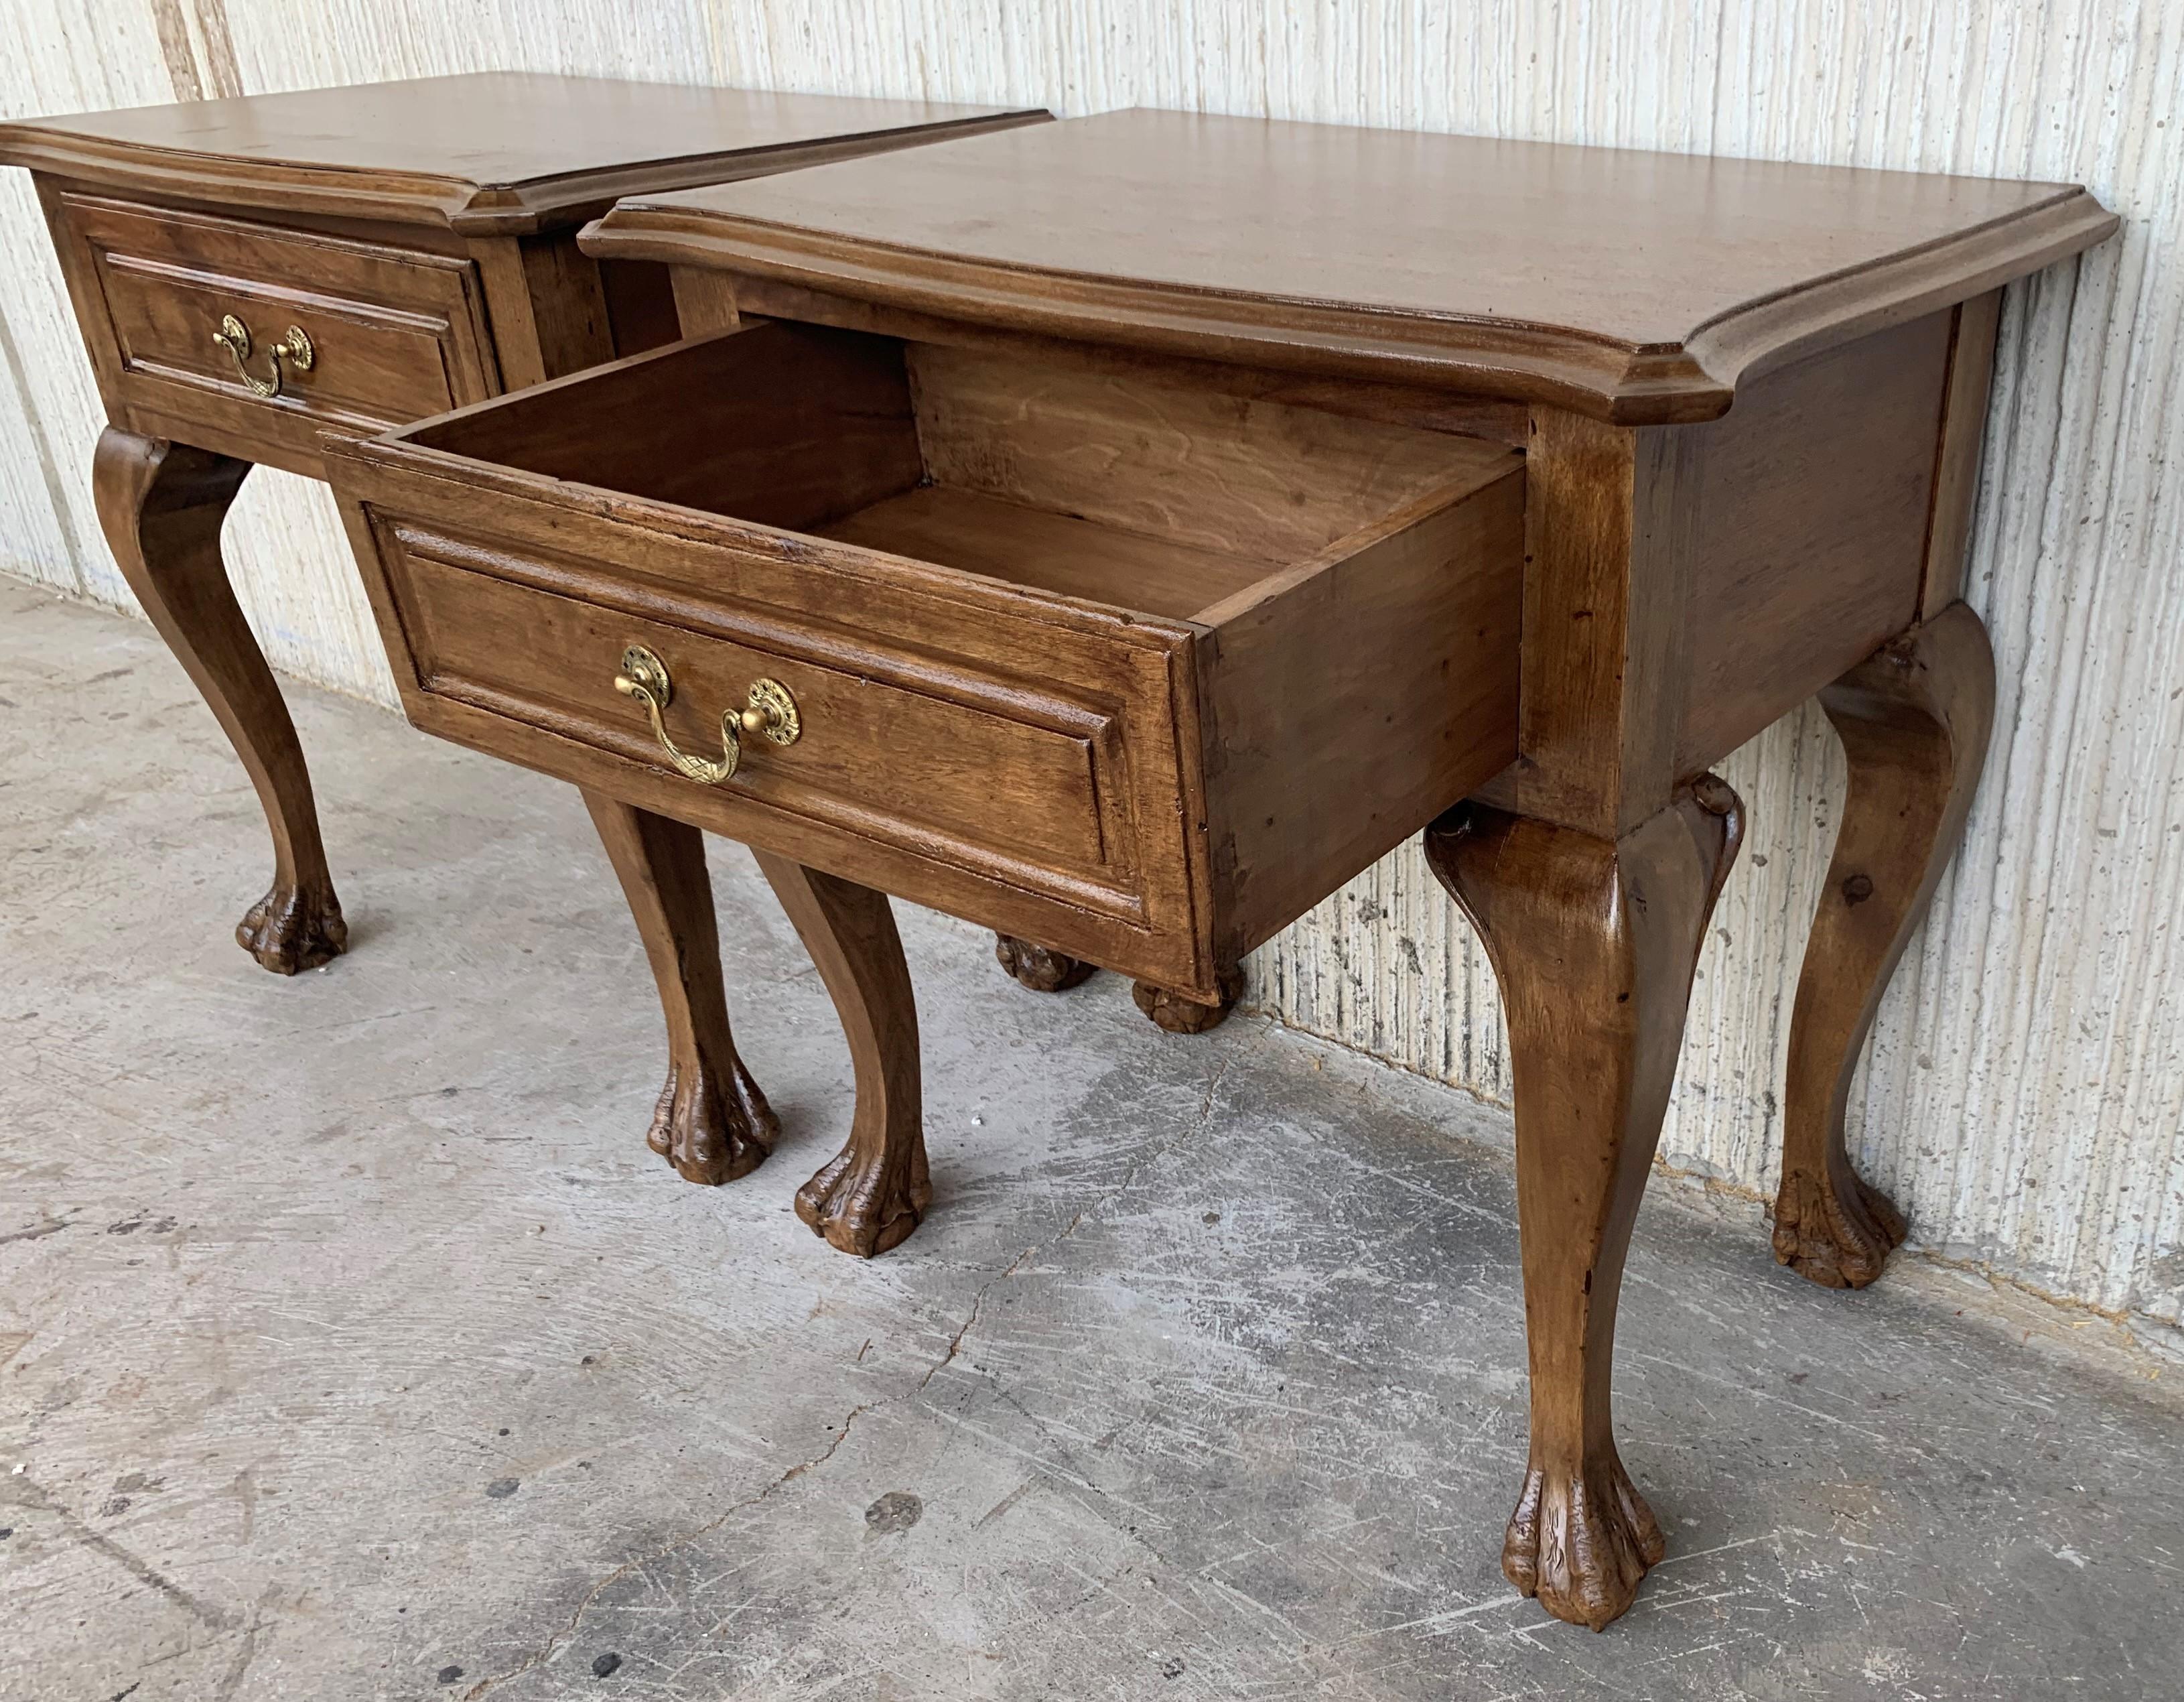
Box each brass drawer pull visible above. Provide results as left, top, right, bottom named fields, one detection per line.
left=613, top=644, right=800, bottom=784
left=211, top=313, right=314, bottom=399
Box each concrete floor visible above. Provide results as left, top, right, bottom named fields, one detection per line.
left=4, top=577, right=2183, bottom=1702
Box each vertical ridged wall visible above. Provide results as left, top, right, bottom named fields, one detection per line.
left=2, top=1, right=2178, bottom=1329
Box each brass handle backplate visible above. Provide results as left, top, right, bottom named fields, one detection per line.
left=212, top=313, right=314, bottom=399
left=612, top=644, right=800, bottom=785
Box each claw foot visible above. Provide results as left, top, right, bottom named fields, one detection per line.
left=1502, top=1453, right=1665, bottom=1631
left=796, top=1141, right=932, bottom=1258
left=1771, top=1162, right=1907, bottom=1289
left=1131, top=966, right=1244, bottom=1034
left=235, top=880, right=347, bottom=974
left=646, top=1056, right=778, bottom=1185
left=995, top=933, right=1096, bottom=993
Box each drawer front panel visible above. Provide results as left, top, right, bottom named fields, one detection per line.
left=323, top=326, right=1524, bottom=1000
left=354, top=500, right=1207, bottom=986
left=59, top=194, right=496, bottom=462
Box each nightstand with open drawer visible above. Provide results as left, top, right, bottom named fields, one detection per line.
left=326, top=107, right=2116, bottom=1630
left=330, top=322, right=1525, bottom=1006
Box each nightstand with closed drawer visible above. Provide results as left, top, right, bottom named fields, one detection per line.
left=1, top=72, right=1044, bottom=973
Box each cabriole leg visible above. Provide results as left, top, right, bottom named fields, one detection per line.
left=1426, top=777, right=1744, bottom=1630
left=755, top=853, right=929, bottom=1257
left=1775, top=604, right=1995, bottom=1287
left=93, top=426, right=346, bottom=973
left=584, top=793, right=776, bottom=1184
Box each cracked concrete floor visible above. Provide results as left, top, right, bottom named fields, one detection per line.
left=5, top=578, right=2184, bottom=1702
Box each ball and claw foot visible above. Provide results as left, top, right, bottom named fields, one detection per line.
left=646, top=1057, right=778, bottom=1185
left=994, top=933, right=1096, bottom=992
left=795, top=1142, right=933, bottom=1259
left=1502, top=1453, right=1667, bottom=1632
left=235, top=880, right=347, bottom=975
left=1131, top=966, right=1245, bottom=1034
left=1771, top=1163, right=1908, bottom=1289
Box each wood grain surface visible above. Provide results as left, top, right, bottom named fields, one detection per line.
left=92, top=426, right=346, bottom=974
left=1426, top=777, right=1745, bottom=1629
left=328, top=324, right=1523, bottom=1000
left=0, top=74, right=1046, bottom=233
left=587, top=107, right=2114, bottom=421
left=1775, top=605, right=1996, bottom=1289
left=11, top=74, right=1045, bottom=977
left=584, top=791, right=780, bottom=1186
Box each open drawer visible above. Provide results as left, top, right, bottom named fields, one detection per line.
left=326, top=323, right=1524, bottom=1000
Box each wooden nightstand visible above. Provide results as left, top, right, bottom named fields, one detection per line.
left=324, top=111, right=2114, bottom=1627
left=0, top=73, right=1043, bottom=972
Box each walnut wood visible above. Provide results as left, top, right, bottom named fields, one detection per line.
left=0, top=74, right=1044, bottom=235
left=994, top=935, right=1096, bottom=994
left=9, top=77, right=1045, bottom=973
left=1921, top=293, right=2004, bottom=618
left=752, top=853, right=929, bottom=1258
left=1471, top=407, right=1694, bottom=840
left=1775, top=605, right=1996, bottom=1288
left=92, top=426, right=345, bottom=974
left=668, top=264, right=743, bottom=338
left=405, top=321, right=925, bottom=529
left=904, top=339, right=1484, bottom=561
left=323, top=111, right=2110, bottom=1628
left=42, top=186, right=500, bottom=480
left=596, top=257, right=684, bottom=361
left=1668, top=312, right=1956, bottom=777
left=1199, top=472, right=1521, bottom=960
left=583, top=791, right=777, bottom=1185
left=328, top=324, right=1524, bottom=1000
left=1132, top=967, right=1245, bottom=1035
left=820, top=483, right=1277, bottom=620
left=586, top=108, right=2114, bottom=424
left=1477, top=312, right=1966, bottom=841
left=996, top=936, right=1239, bottom=1037
left=718, top=272, right=1535, bottom=445
left=466, top=228, right=613, bottom=390
left=1426, top=776, right=1744, bottom=1630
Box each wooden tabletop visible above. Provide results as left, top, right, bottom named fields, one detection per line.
left=0, top=73, right=1046, bottom=235
left=587, top=108, right=2115, bottom=422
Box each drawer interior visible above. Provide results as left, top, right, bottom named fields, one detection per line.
left=403, top=322, right=1511, bottom=621
left=368, top=320, right=1525, bottom=986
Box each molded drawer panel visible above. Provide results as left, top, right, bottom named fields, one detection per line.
left=328, top=324, right=1525, bottom=997
left=385, top=521, right=1147, bottom=908
left=56, top=193, right=497, bottom=470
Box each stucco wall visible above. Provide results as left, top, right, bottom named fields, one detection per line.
left=3, top=1, right=2177, bottom=1331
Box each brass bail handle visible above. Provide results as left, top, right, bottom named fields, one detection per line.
left=212, top=313, right=314, bottom=399
left=612, top=644, right=800, bottom=785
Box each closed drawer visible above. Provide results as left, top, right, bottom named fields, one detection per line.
left=54, top=193, right=497, bottom=472
left=327, top=324, right=1525, bottom=998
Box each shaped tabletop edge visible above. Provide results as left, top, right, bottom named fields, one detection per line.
left=0, top=75, right=1050, bottom=237
left=584, top=113, right=2118, bottom=424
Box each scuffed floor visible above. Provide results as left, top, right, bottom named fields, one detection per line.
left=3, top=578, right=2181, bottom=1702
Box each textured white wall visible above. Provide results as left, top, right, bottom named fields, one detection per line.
left=3, top=2, right=2179, bottom=1331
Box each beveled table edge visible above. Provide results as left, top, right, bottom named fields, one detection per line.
left=0, top=108, right=1050, bottom=237
left=584, top=184, right=2116, bottom=423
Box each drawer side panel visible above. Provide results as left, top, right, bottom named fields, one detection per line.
left=1202, top=464, right=1525, bottom=960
